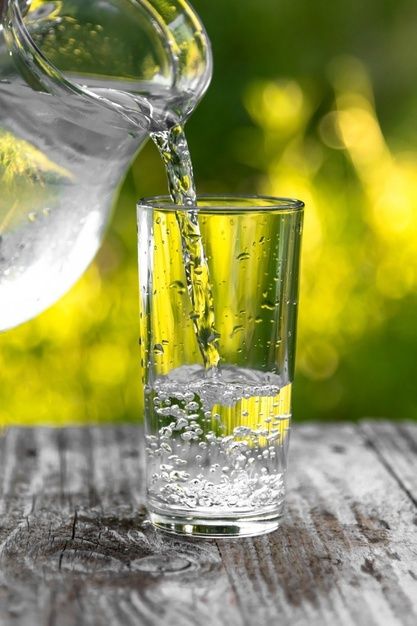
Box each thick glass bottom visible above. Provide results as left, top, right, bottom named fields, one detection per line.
left=148, top=505, right=283, bottom=538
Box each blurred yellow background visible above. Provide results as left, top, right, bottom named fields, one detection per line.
left=1, top=0, right=417, bottom=425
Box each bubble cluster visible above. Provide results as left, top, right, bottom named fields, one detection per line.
left=145, top=365, right=291, bottom=514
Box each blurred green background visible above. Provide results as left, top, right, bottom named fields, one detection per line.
left=1, top=0, right=417, bottom=425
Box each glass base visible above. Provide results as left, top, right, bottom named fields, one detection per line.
left=148, top=507, right=283, bottom=538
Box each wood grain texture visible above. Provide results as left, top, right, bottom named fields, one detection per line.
left=0, top=423, right=415, bottom=626
left=360, top=421, right=417, bottom=506
left=219, top=423, right=417, bottom=626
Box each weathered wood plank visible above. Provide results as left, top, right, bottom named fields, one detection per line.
left=0, top=427, right=242, bottom=626
left=217, top=424, right=417, bottom=626
left=360, top=420, right=417, bottom=507
left=0, top=424, right=415, bottom=626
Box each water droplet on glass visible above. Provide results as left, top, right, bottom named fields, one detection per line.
left=230, top=325, right=243, bottom=337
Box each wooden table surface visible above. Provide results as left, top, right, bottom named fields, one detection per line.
left=0, top=421, right=416, bottom=626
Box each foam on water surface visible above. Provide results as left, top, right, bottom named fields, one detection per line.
left=151, top=364, right=285, bottom=410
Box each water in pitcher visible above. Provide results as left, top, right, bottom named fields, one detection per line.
left=0, top=81, right=148, bottom=330
left=0, top=0, right=211, bottom=330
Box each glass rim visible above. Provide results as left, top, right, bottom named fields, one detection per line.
left=138, top=194, right=305, bottom=213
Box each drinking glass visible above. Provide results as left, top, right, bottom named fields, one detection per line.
left=137, top=195, right=304, bottom=537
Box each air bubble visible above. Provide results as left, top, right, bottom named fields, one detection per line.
left=233, top=426, right=252, bottom=436
left=175, top=418, right=188, bottom=430
left=169, top=470, right=190, bottom=482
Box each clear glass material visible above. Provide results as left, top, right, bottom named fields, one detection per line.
left=0, top=0, right=211, bottom=331
left=137, top=195, right=304, bottom=537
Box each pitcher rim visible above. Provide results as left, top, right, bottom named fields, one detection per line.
left=3, top=0, right=212, bottom=114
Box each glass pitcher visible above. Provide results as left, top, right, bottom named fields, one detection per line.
left=0, top=0, right=212, bottom=331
